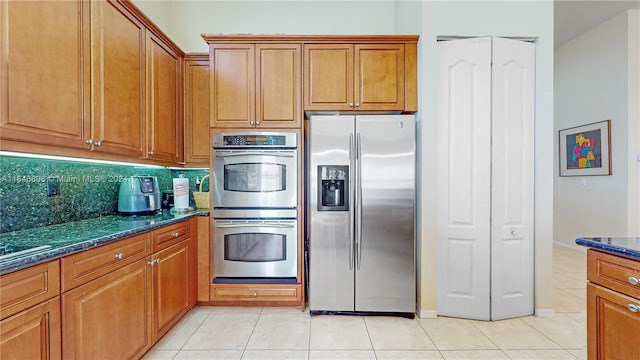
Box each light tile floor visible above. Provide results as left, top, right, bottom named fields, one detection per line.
left=143, top=245, right=587, bottom=360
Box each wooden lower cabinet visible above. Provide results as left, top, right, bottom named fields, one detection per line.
left=588, top=283, right=640, bottom=360
left=587, top=249, right=640, bottom=359
left=210, top=283, right=302, bottom=306
left=0, top=297, right=62, bottom=360
left=62, top=258, right=152, bottom=360
left=152, top=240, right=190, bottom=341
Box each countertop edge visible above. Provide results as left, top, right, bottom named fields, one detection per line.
left=576, top=237, right=640, bottom=261
left=0, top=212, right=206, bottom=275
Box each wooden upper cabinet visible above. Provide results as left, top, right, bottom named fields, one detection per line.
left=210, top=43, right=301, bottom=128
left=355, top=44, right=405, bottom=111
left=304, top=43, right=407, bottom=112
left=147, top=32, right=183, bottom=163
left=256, top=44, right=302, bottom=128
left=210, top=44, right=255, bottom=128
left=304, top=44, right=354, bottom=111
left=184, top=54, right=210, bottom=165
left=0, top=0, right=90, bottom=149
left=90, top=0, right=146, bottom=158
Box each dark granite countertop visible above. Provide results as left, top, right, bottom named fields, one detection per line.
left=576, top=237, right=640, bottom=261
left=0, top=210, right=209, bottom=275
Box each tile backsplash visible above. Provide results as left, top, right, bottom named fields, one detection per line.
left=0, top=155, right=208, bottom=233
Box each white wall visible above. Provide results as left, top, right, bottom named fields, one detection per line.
left=554, top=10, right=636, bottom=247
left=628, top=10, right=640, bottom=236
left=418, top=0, right=555, bottom=317
left=139, top=1, right=398, bottom=53
left=132, top=0, right=174, bottom=38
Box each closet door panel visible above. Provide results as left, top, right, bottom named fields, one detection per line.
left=436, top=37, right=492, bottom=320
left=490, top=37, right=535, bottom=320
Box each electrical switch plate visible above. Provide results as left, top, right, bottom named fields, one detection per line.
left=46, top=177, right=59, bottom=196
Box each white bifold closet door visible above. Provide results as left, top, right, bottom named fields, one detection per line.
left=436, top=36, right=535, bottom=321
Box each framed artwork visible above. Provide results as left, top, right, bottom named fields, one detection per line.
left=559, top=119, right=611, bottom=176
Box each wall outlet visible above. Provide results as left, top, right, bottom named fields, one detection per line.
left=46, top=176, right=59, bottom=196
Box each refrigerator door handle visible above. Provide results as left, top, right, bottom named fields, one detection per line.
left=356, top=132, right=363, bottom=270
left=348, top=133, right=354, bottom=270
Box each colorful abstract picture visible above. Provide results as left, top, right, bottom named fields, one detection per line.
left=559, top=120, right=611, bottom=176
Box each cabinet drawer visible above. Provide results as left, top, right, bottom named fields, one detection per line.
left=153, top=221, right=190, bottom=251
left=212, top=285, right=299, bottom=301
left=588, top=249, right=640, bottom=299
left=0, top=260, right=60, bottom=320
left=61, top=232, right=151, bottom=291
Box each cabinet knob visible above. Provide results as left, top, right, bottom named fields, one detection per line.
left=172, top=232, right=180, bottom=238
left=629, top=276, right=639, bottom=285
left=349, top=102, right=354, bottom=107
left=256, top=121, right=260, bottom=125
left=95, top=141, right=102, bottom=147
left=252, top=291, right=258, bottom=297
left=86, top=139, right=94, bottom=145
left=148, top=260, right=156, bottom=266
left=511, top=230, right=518, bottom=237
left=628, top=304, right=640, bottom=313
left=249, top=120, right=254, bottom=125
left=355, top=103, right=360, bottom=107
left=148, top=150, right=155, bottom=155
left=114, top=253, right=124, bottom=260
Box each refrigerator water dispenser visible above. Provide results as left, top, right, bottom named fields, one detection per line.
left=318, top=165, right=348, bottom=211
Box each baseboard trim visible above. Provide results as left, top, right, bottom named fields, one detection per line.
left=535, top=308, right=555, bottom=318
left=416, top=307, right=437, bottom=318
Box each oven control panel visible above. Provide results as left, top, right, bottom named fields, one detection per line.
left=213, top=132, right=297, bottom=148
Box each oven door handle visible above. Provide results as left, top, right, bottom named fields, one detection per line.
left=214, top=151, right=295, bottom=158
left=214, top=223, right=295, bottom=229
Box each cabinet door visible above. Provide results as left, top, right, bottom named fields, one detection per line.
left=303, top=44, right=353, bottom=111
left=184, top=54, right=210, bottom=165
left=90, top=0, right=146, bottom=157
left=256, top=44, right=301, bottom=128
left=355, top=44, right=405, bottom=111
left=152, top=241, right=190, bottom=341
left=0, top=0, right=90, bottom=149
left=147, top=33, right=183, bottom=163
left=0, top=297, right=61, bottom=360
left=210, top=44, right=255, bottom=128
left=62, top=258, right=152, bottom=360
left=588, top=283, right=640, bottom=360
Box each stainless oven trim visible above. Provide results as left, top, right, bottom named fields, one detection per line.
left=212, top=148, right=298, bottom=210
left=213, top=218, right=298, bottom=278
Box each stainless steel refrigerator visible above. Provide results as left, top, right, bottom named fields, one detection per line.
left=308, top=114, right=415, bottom=314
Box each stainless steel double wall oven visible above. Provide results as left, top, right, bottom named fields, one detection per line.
left=211, top=132, right=298, bottom=279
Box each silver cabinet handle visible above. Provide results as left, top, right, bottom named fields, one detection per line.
left=95, top=141, right=102, bottom=147
left=156, top=258, right=161, bottom=264
left=629, top=276, right=640, bottom=285
left=148, top=150, right=154, bottom=155
left=249, top=120, right=254, bottom=125
left=172, top=232, right=180, bottom=238
left=252, top=291, right=258, bottom=297
left=148, top=260, right=155, bottom=265
left=355, top=103, right=360, bottom=107
left=256, top=121, right=260, bottom=125
left=86, top=139, right=94, bottom=145
left=629, top=304, right=640, bottom=313
left=115, top=253, right=124, bottom=260
left=511, top=230, right=518, bottom=236
left=349, top=102, right=354, bottom=107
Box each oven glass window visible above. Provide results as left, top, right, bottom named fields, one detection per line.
left=224, top=163, right=286, bottom=192
left=224, top=233, right=286, bottom=262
